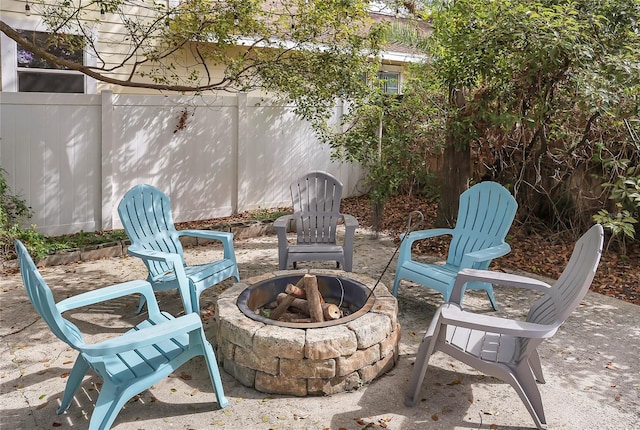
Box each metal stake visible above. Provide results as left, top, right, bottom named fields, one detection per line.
left=364, top=210, right=424, bottom=302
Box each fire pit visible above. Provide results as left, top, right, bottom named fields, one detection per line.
left=214, top=269, right=400, bottom=396
left=236, top=273, right=376, bottom=327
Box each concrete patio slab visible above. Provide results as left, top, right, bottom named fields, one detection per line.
left=1, top=230, right=638, bottom=429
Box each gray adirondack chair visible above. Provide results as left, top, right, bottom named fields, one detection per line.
left=393, top=181, right=517, bottom=310
left=274, top=171, right=359, bottom=271
left=14, top=240, right=228, bottom=430
left=405, top=224, right=604, bottom=430
left=118, top=184, right=239, bottom=314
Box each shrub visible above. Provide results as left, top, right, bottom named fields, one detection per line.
left=0, top=168, right=51, bottom=260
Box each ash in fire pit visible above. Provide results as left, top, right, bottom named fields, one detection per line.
left=237, top=273, right=376, bottom=328
left=215, top=270, right=400, bottom=396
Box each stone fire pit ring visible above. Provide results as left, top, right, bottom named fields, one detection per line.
left=214, top=269, right=400, bottom=396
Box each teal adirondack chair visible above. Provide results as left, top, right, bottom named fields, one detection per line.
left=14, top=240, right=228, bottom=430
left=118, top=184, right=240, bottom=314
left=393, top=181, right=517, bottom=310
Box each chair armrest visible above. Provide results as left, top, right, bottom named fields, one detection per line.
left=450, top=268, right=553, bottom=305
left=340, top=214, right=359, bottom=229
left=80, top=313, right=204, bottom=357
left=274, top=214, right=294, bottom=231
left=396, top=228, right=455, bottom=264
left=340, top=214, right=359, bottom=227
left=126, top=246, right=194, bottom=314
left=179, top=230, right=235, bottom=259
left=401, top=228, right=455, bottom=245
left=459, top=243, right=511, bottom=268
left=127, top=246, right=183, bottom=265
left=274, top=215, right=294, bottom=269
left=440, top=304, right=558, bottom=338
left=179, top=229, right=233, bottom=242
left=56, top=280, right=158, bottom=315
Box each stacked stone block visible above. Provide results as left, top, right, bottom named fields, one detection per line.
left=215, top=269, right=400, bottom=396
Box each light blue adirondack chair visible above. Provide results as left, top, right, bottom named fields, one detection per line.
left=118, top=184, right=240, bottom=314
left=404, top=225, right=604, bottom=429
left=274, top=171, right=359, bottom=271
left=393, top=181, right=517, bottom=310
left=14, top=240, right=228, bottom=430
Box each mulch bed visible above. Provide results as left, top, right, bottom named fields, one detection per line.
left=340, top=194, right=640, bottom=306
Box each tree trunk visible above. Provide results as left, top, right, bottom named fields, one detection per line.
left=372, top=201, right=384, bottom=236
left=436, top=88, right=471, bottom=228
left=436, top=140, right=471, bottom=227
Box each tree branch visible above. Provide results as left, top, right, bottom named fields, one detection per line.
left=1, top=19, right=233, bottom=92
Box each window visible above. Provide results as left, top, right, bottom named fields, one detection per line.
left=15, top=30, right=86, bottom=93
left=378, top=71, right=400, bottom=95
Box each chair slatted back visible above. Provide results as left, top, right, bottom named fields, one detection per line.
left=527, top=224, right=604, bottom=327
left=291, top=172, right=343, bottom=245
left=448, top=182, right=518, bottom=268
left=15, top=240, right=84, bottom=349
left=118, top=184, right=185, bottom=279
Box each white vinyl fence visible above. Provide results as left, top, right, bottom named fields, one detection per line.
left=0, top=91, right=364, bottom=236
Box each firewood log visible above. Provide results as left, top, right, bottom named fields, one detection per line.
left=281, top=313, right=313, bottom=323
left=270, top=276, right=305, bottom=320
left=304, top=274, right=324, bottom=323
left=322, top=303, right=342, bottom=320
left=275, top=294, right=342, bottom=320
left=280, top=311, right=311, bottom=323
left=285, top=283, right=306, bottom=299
left=285, top=280, right=325, bottom=303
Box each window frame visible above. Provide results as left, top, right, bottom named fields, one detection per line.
left=377, top=70, right=401, bottom=95
left=1, top=17, right=96, bottom=93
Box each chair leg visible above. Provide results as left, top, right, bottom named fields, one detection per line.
left=191, top=289, right=201, bottom=315
left=136, top=294, right=147, bottom=314
left=89, top=382, right=129, bottom=430
left=506, top=364, right=548, bottom=430
left=278, top=258, right=287, bottom=270
left=57, top=356, right=90, bottom=414
left=486, top=286, right=499, bottom=311
left=529, top=350, right=546, bottom=383
left=344, top=254, right=353, bottom=272
left=405, top=309, right=443, bottom=407
left=202, top=339, right=229, bottom=408
left=392, top=274, right=401, bottom=297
